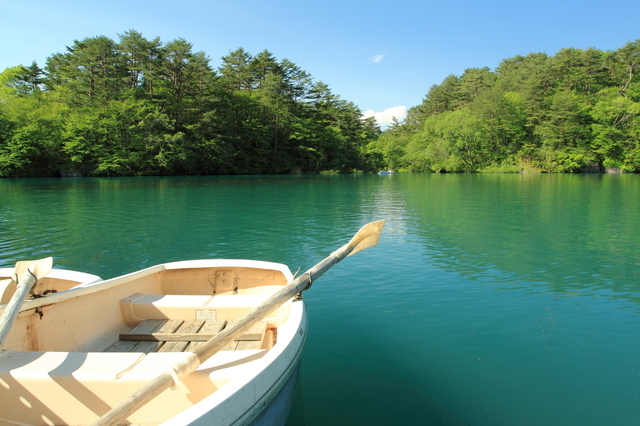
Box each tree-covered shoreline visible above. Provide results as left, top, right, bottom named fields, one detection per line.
left=370, top=40, right=640, bottom=173
left=0, top=30, right=382, bottom=177
left=3, top=35, right=639, bottom=177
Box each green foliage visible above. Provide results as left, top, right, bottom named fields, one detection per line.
left=63, top=99, right=180, bottom=175
left=0, top=87, right=68, bottom=176
left=0, top=66, right=29, bottom=100
left=0, top=119, right=65, bottom=177
left=534, top=91, right=592, bottom=151
left=374, top=39, right=640, bottom=173
left=590, top=87, right=640, bottom=171
left=0, top=32, right=379, bottom=177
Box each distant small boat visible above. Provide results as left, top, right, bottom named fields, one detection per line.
left=378, top=170, right=394, bottom=175
left=0, top=221, right=385, bottom=426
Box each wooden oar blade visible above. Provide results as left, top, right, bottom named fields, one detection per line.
left=346, top=220, right=385, bottom=256
left=13, top=257, right=53, bottom=282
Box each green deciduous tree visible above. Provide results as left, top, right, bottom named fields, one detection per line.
left=590, top=87, right=640, bottom=171
left=63, top=99, right=182, bottom=175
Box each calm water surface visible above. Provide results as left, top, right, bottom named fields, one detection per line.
left=1, top=174, right=639, bottom=425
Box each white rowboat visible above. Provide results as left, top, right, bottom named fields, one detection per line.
left=0, top=221, right=385, bottom=426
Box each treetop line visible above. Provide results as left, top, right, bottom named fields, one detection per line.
left=372, top=39, right=640, bottom=173
left=0, top=30, right=381, bottom=177
left=1, top=32, right=639, bottom=176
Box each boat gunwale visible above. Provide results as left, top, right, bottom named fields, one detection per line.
left=0, top=259, right=294, bottom=316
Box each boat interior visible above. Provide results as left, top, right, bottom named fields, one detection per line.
left=0, top=263, right=295, bottom=425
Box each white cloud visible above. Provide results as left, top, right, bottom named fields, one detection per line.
left=371, top=54, right=386, bottom=63
left=362, top=106, right=407, bottom=129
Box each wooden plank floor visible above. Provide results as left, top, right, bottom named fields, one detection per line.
left=106, top=319, right=266, bottom=353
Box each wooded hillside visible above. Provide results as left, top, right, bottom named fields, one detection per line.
left=371, top=40, right=640, bottom=173
left=0, top=31, right=382, bottom=177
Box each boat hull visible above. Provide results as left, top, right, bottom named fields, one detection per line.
left=0, top=260, right=306, bottom=426
left=163, top=297, right=307, bottom=426
left=248, top=362, right=300, bottom=426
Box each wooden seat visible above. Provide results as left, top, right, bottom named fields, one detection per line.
left=106, top=319, right=267, bottom=353
left=119, top=293, right=275, bottom=323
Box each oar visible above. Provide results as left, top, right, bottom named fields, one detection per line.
left=0, top=257, right=53, bottom=352
left=91, top=220, right=385, bottom=426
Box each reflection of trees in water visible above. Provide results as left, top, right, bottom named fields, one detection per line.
left=393, top=173, right=640, bottom=303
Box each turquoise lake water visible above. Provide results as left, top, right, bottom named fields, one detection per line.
left=1, top=173, right=639, bottom=425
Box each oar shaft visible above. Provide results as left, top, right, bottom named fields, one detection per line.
left=194, top=251, right=342, bottom=363
left=90, top=358, right=198, bottom=426
left=0, top=273, right=37, bottom=351
left=91, top=221, right=384, bottom=426
left=92, top=248, right=346, bottom=426
left=194, top=239, right=361, bottom=362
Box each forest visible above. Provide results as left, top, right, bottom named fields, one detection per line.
left=371, top=39, right=640, bottom=173
left=0, top=30, right=382, bottom=177
left=2, top=35, right=639, bottom=177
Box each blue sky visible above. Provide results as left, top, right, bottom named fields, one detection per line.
left=1, top=0, right=639, bottom=128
